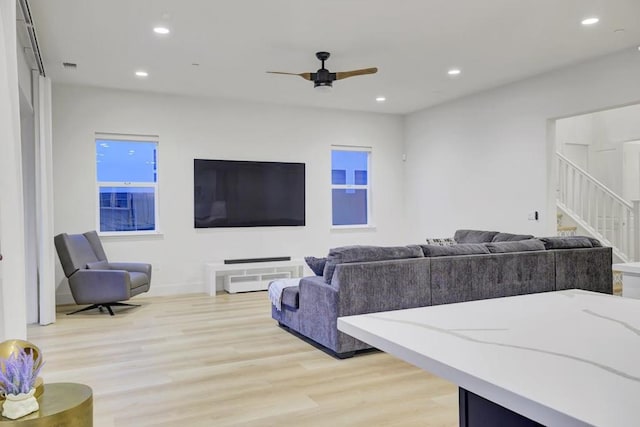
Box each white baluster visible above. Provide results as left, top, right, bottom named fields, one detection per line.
left=634, top=201, right=640, bottom=262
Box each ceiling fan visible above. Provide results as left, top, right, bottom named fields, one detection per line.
left=267, top=52, right=378, bottom=90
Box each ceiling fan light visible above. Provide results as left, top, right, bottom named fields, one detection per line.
left=314, top=81, right=333, bottom=93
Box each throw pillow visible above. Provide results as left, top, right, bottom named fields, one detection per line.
left=485, top=239, right=545, bottom=253
left=304, top=256, right=327, bottom=276
left=491, top=232, right=535, bottom=242
left=323, top=245, right=424, bottom=284
left=420, top=243, right=490, bottom=257
left=454, top=229, right=499, bottom=243
left=425, top=237, right=456, bottom=246
left=587, top=237, right=603, bottom=247
left=539, top=237, right=593, bottom=250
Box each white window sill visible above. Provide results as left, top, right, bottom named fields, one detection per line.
left=331, top=224, right=377, bottom=231
left=98, top=230, right=164, bottom=238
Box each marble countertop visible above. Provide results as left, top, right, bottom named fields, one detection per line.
left=338, top=290, right=640, bottom=427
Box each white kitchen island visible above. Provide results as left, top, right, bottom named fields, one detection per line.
left=612, top=262, right=640, bottom=299
left=338, top=290, right=639, bottom=427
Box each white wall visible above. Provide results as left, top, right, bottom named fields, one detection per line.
left=0, top=0, right=27, bottom=340
left=20, top=88, right=38, bottom=323
left=51, top=85, right=406, bottom=300
left=622, top=142, right=640, bottom=201
left=404, top=48, right=640, bottom=239
left=16, top=31, right=38, bottom=324
left=556, top=103, right=640, bottom=198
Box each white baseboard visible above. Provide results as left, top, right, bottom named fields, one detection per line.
left=55, top=281, right=206, bottom=306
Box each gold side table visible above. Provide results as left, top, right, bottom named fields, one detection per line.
left=0, top=383, right=92, bottom=426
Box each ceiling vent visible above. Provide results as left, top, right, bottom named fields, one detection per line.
left=62, top=62, right=77, bottom=69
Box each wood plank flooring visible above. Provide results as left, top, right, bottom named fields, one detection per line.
left=27, top=292, right=457, bottom=427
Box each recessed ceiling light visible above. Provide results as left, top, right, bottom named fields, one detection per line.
left=153, top=26, right=170, bottom=35
left=135, top=70, right=149, bottom=77
left=376, top=96, right=386, bottom=102
left=581, top=17, right=599, bottom=26
left=448, top=68, right=461, bottom=76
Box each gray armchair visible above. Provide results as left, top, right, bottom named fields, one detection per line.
left=54, top=231, right=151, bottom=315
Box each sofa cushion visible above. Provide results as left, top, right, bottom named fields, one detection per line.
left=539, top=236, right=593, bottom=250
left=454, top=229, right=499, bottom=243
left=425, top=237, right=456, bottom=246
left=323, top=245, right=424, bottom=284
left=491, top=232, right=535, bottom=242
left=485, top=239, right=546, bottom=253
left=420, top=243, right=490, bottom=257
left=304, top=256, right=327, bottom=276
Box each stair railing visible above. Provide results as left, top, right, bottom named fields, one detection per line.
left=556, top=152, right=636, bottom=261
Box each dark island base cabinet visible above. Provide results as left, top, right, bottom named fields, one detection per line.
left=459, top=388, right=544, bottom=427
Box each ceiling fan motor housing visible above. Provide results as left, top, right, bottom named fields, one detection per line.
left=314, top=68, right=335, bottom=88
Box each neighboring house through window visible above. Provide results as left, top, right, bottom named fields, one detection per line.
left=331, top=147, right=371, bottom=226
left=96, top=134, right=159, bottom=234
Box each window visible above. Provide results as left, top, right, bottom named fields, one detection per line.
left=331, top=148, right=371, bottom=226
left=96, top=136, right=158, bottom=233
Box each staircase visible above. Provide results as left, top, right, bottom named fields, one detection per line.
left=556, top=152, right=638, bottom=263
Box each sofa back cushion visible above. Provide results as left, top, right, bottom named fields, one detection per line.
left=539, top=236, right=593, bottom=250
left=323, top=245, right=423, bottom=283
left=485, top=239, right=545, bottom=253
left=454, top=229, right=499, bottom=243
left=420, top=243, right=490, bottom=257
left=491, top=232, right=535, bottom=242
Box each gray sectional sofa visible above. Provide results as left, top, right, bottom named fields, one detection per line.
left=272, top=230, right=613, bottom=358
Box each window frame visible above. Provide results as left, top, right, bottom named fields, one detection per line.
left=330, top=145, right=373, bottom=228
left=95, top=133, right=160, bottom=236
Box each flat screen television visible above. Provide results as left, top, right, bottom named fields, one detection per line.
left=194, top=159, right=305, bottom=228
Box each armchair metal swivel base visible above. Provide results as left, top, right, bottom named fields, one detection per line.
left=54, top=231, right=152, bottom=316
left=67, top=302, right=141, bottom=316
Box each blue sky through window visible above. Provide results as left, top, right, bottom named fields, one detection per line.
left=331, top=150, right=368, bottom=185
left=96, top=139, right=157, bottom=182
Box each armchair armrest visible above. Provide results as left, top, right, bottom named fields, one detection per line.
left=108, top=262, right=152, bottom=279
left=68, top=269, right=131, bottom=304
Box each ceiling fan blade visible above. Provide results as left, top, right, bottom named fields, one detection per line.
left=266, top=71, right=312, bottom=81
left=335, top=67, right=378, bottom=80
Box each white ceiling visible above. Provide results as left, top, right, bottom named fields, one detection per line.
left=28, top=0, right=640, bottom=114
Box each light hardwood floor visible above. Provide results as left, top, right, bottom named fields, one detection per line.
left=27, top=292, right=457, bottom=427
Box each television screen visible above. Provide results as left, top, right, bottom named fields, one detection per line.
left=194, top=159, right=305, bottom=228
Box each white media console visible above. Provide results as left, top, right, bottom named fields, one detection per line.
left=205, top=259, right=305, bottom=295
